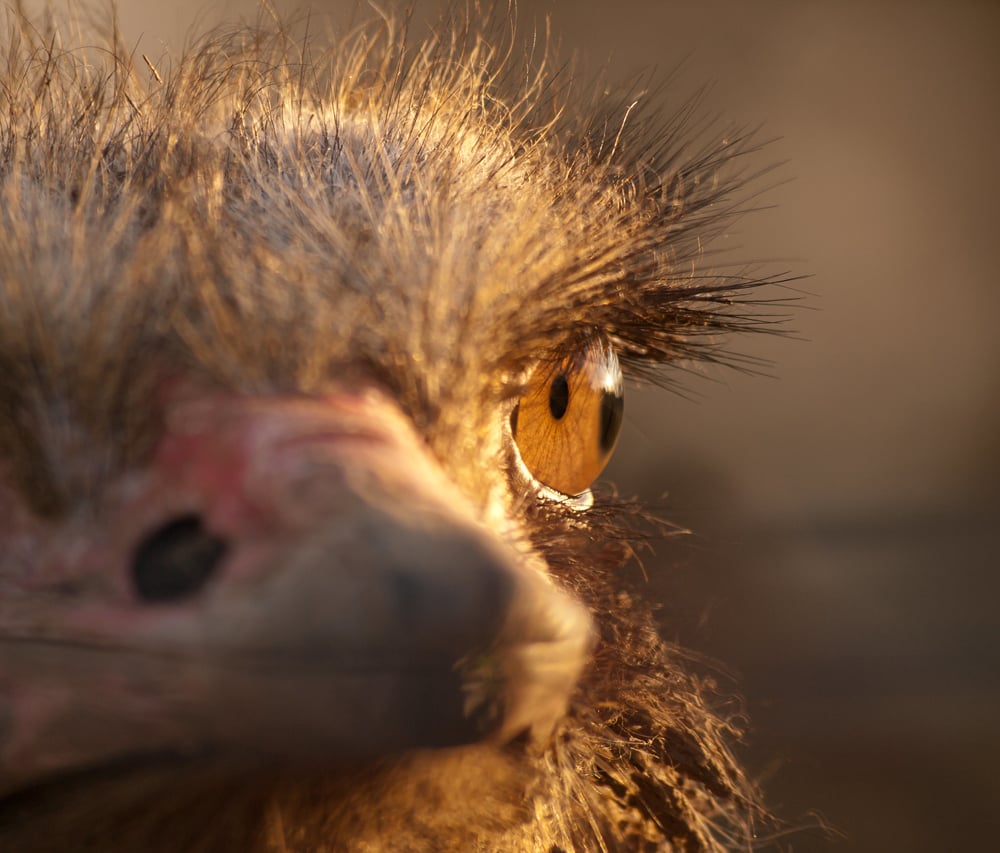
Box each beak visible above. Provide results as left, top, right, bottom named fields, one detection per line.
left=0, top=387, right=593, bottom=792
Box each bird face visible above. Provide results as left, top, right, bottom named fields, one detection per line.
left=0, top=8, right=780, bottom=851
left=1, top=381, right=594, bottom=793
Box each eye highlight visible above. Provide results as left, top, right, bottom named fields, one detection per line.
left=511, top=338, right=624, bottom=497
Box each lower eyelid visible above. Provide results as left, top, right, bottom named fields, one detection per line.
left=538, top=484, right=594, bottom=511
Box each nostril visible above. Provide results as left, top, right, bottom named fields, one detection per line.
left=131, top=514, right=229, bottom=603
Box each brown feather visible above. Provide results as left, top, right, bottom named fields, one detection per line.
left=0, top=5, right=788, bottom=850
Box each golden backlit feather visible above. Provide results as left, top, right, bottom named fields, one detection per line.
left=0, top=5, right=788, bottom=850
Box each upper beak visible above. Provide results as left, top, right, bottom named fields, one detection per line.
left=1, top=388, right=593, bottom=791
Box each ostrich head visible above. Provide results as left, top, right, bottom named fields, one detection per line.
left=0, top=7, right=783, bottom=851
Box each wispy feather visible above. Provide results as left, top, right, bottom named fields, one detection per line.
left=0, top=4, right=791, bottom=850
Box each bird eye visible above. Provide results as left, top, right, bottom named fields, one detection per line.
left=511, top=337, right=624, bottom=497
left=131, top=515, right=229, bottom=603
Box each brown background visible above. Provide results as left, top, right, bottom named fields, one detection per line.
left=42, top=2, right=1000, bottom=850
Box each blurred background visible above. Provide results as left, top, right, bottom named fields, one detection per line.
left=40, top=1, right=1000, bottom=850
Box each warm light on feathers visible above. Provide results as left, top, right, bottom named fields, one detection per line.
left=0, top=5, right=790, bottom=851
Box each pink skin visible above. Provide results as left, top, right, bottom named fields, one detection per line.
left=0, top=384, right=593, bottom=795
left=5, top=389, right=385, bottom=637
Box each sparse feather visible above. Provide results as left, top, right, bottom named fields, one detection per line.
left=0, top=5, right=788, bottom=851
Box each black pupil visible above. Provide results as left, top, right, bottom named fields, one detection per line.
left=131, top=514, right=228, bottom=603
left=599, top=390, right=624, bottom=452
left=549, top=375, right=570, bottom=420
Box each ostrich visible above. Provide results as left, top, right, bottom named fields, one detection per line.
left=0, top=6, right=784, bottom=851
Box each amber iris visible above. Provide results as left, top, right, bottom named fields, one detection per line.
left=512, top=338, right=625, bottom=496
